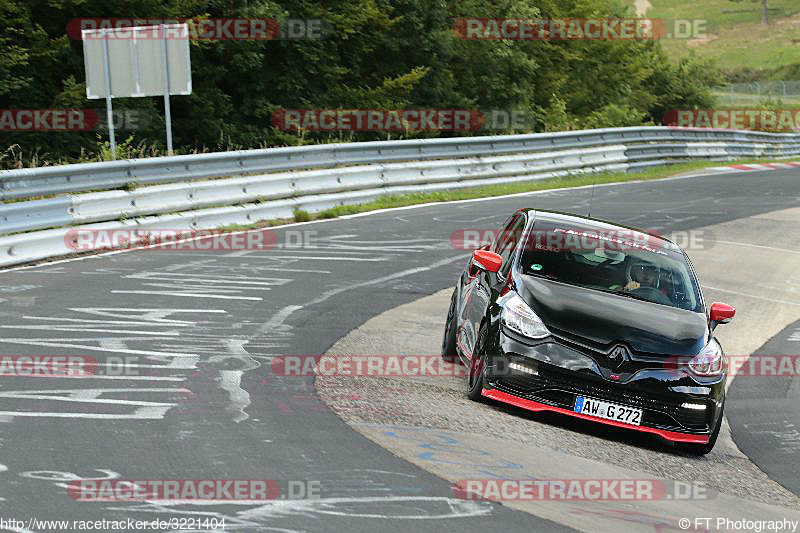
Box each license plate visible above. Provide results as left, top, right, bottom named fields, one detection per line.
left=574, top=396, right=642, bottom=426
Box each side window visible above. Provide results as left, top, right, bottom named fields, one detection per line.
left=490, top=215, right=515, bottom=252
left=494, top=214, right=526, bottom=278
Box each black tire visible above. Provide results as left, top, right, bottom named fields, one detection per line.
left=441, top=288, right=458, bottom=363
left=467, top=322, right=489, bottom=402
left=676, top=405, right=723, bottom=456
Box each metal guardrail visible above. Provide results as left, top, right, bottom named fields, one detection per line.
left=0, top=197, right=72, bottom=234
left=67, top=145, right=627, bottom=225
left=0, top=126, right=799, bottom=268
left=2, top=126, right=799, bottom=201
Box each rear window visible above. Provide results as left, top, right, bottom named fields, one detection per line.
left=518, top=225, right=703, bottom=312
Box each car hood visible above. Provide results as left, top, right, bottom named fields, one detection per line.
left=515, top=274, right=708, bottom=356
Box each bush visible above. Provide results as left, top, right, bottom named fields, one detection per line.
left=293, top=209, right=312, bottom=222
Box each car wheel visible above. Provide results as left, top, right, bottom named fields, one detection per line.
left=676, top=405, right=723, bottom=456
left=467, top=322, right=489, bottom=402
left=441, top=288, right=458, bottom=363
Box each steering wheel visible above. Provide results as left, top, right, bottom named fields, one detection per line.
left=630, top=286, right=673, bottom=306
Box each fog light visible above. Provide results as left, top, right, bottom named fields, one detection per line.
left=509, top=362, right=538, bottom=376
left=681, top=402, right=706, bottom=410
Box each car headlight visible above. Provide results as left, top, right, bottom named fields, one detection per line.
left=501, top=293, right=550, bottom=339
left=688, top=340, right=725, bottom=377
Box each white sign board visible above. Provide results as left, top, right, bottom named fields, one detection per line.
left=81, top=24, right=191, bottom=158
left=82, top=24, right=191, bottom=99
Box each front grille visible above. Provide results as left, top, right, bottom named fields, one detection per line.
left=498, top=374, right=544, bottom=393
left=548, top=329, right=666, bottom=374
left=492, top=359, right=709, bottom=432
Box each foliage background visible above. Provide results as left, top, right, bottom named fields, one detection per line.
left=0, top=0, right=721, bottom=167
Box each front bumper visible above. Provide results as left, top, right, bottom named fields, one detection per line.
left=480, top=328, right=725, bottom=444
left=482, top=389, right=709, bottom=444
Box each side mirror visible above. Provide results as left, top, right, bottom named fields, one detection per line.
left=709, top=302, right=735, bottom=325
left=473, top=249, right=502, bottom=273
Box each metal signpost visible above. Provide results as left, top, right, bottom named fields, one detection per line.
left=82, top=24, right=192, bottom=159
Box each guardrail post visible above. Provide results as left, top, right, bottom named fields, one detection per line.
left=101, top=30, right=117, bottom=160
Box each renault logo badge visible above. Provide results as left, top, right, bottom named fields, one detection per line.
left=609, top=344, right=630, bottom=361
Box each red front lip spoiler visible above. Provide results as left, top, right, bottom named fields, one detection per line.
left=482, top=388, right=709, bottom=444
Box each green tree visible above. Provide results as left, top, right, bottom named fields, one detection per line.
left=0, top=0, right=725, bottom=167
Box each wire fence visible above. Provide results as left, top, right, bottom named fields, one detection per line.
left=714, top=81, right=800, bottom=105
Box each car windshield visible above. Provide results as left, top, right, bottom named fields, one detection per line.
left=518, top=227, right=703, bottom=312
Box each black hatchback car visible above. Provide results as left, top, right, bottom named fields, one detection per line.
left=442, top=209, right=735, bottom=454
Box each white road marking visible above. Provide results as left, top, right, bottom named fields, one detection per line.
left=0, top=388, right=190, bottom=420
left=0, top=390, right=176, bottom=406
left=110, top=290, right=263, bottom=300
left=126, top=272, right=292, bottom=286
left=72, top=308, right=227, bottom=323
left=0, top=410, right=171, bottom=419
left=140, top=255, right=333, bottom=273
left=21, top=317, right=194, bottom=326
left=302, top=244, right=442, bottom=253
left=206, top=339, right=260, bottom=423
left=218, top=369, right=250, bottom=423
left=223, top=250, right=251, bottom=258
left=91, top=361, right=197, bottom=369
left=243, top=305, right=303, bottom=363
left=204, top=254, right=388, bottom=261
left=0, top=325, right=181, bottom=336
left=243, top=255, right=469, bottom=362
left=21, top=375, right=186, bottom=381
left=110, top=273, right=290, bottom=300
left=308, top=254, right=469, bottom=306
left=0, top=338, right=197, bottom=358
left=715, top=240, right=800, bottom=255
left=105, top=495, right=491, bottom=520
left=274, top=247, right=383, bottom=254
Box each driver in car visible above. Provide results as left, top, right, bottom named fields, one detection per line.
left=623, top=261, right=660, bottom=292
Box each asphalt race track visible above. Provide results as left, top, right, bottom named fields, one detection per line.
left=0, top=168, right=798, bottom=532
left=728, top=320, right=800, bottom=496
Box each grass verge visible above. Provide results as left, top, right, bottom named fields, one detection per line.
left=646, top=0, right=800, bottom=71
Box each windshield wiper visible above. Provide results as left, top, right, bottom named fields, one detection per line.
left=523, top=271, right=559, bottom=280
left=608, top=289, right=653, bottom=303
